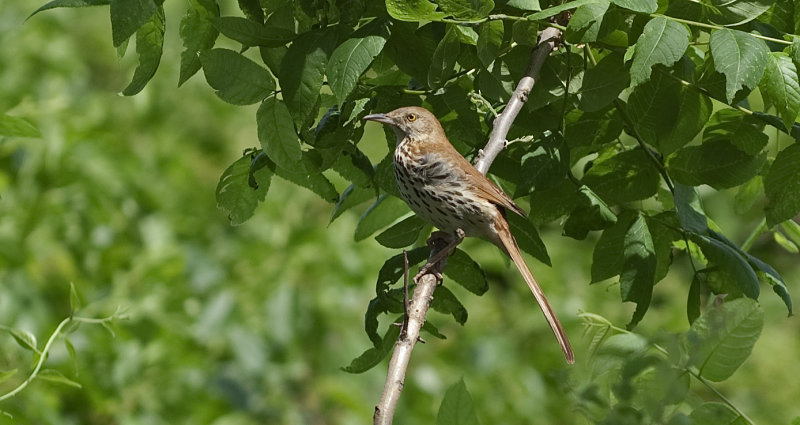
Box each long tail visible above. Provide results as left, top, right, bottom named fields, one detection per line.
left=494, top=216, right=575, bottom=364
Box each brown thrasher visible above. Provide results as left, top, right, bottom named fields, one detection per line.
left=363, top=106, right=574, bottom=364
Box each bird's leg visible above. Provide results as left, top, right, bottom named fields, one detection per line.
left=414, top=229, right=465, bottom=283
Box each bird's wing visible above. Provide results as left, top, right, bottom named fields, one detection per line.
left=460, top=157, right=527, bottom=217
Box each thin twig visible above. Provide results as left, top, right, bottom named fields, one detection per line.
left=373, top=26, right=563, bottom=425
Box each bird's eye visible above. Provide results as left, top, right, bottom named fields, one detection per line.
left=407, top=113, right=417, bottom=122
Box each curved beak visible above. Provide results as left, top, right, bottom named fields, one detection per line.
left=362, top=113, right=394, bottom=125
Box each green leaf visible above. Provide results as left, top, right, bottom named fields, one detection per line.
left=647, top=212, right=681, bottom=283
left=213, top=17, right=295, bottom=47
left=328, top=23, right=390, bottom=104
left=110, top=0, right=157, bottom=47
left=279, top=30, right=333, bottom=127
left=565, top=0, right=610, bottom=44
left=627, top=73, right=713, bottom=155
left=431, top=286, right=468, bottom=324
left=121, top=6, right=164, bottom=96
left=765, top=143, right=800, bottom=226
left=707, top=0, right=773, bottom=26
left=385, top=0, right=447, bottom=22
left=0, top=369, right=17, bottom=386
left=443, top=249, right=488, bottom=295
left=734, top=176, right=762, bottom=214
left=527, top=0, right=603, bottom=20
left=36, top=369, right=82, bottom=388
left=667, top=139, right=766, bottom=189
left=342, top=323, right=401, bottom=373
left=271, top=153, right=339, bottom=203
left=256, top=98, right=302, bottom=169
left=437, top=0, right=495, bottom=20
left=216, top=154, right=272, bottom=225
left=428, top=26, right=461, bottom=89
left=580, top=52, right=629, bottom=112
left=506, top=213, right=551, bottom=266
left=760, top=52, right=800, bottom=130
left=703, top=109, right=768, bottom=156
left=330, top=185, right=375, bottom=223
left=0, top=114, right=41, bottom=137
left=178, top=0, right=219, bottom=86
left=563, top=185, right=617, bottom=240
left=355, top=195, right=411, bottom=241
left=200, top=48, right=275, bottom=105
left=709, top=29, right=769, bottom=104
left=237, top=0, right=264, bottom=23
left=529, top=179, right=580, bottom=225
left=29, top=0, right=109, bottom=17
left=688, top=298, right=764, bottom=382
left=582, top=147, right=661, bottom=204
left=611, top=0, right=656, bottom=12
left=331, top=145, right=375, bottom=187
left=620, top=214, right=656, bottom=328
left=591, top=210, right=637, bottom=282
left=437, top=378, right=480, bottom=425
left=375, top=215, right=426, bottom=248
left=507, top=0, right=539, bottom=10
left=477, top=21, right=503, bottom=67
left=687, top=272, right=704, bottom=324
left=690, top=402, right=748, bottom=425
left=3, top=327, right=38, bottom=352
left=693, top=234, right=759, bottom=298
left=69, top=282, right=82, bottom=312
left=673, top=183, right=708, bottom=234
left=630, top=17, right=689, bottom=87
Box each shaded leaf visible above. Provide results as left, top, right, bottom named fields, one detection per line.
left=580, top=52, right=629, bottom=112
left=592, top=210, right=637, bottom=282
left=121, top=6, right=164, bottom=96
left=764, top=134, right=800, bottom=226
left=693, top=234, right=759, bottom=299
left=620, top=214, right=656, bottom=328
left=477, top=20, right=503, bottom=67
left=506, top=213, right=551, bottom=266
left=565, top=0, right=610, bottom=44
left=271, top=153, right=339, bottom=203
left=375, top=215, right=426, bottom=248
left=428, top=26, right=461, bottom=89
left=703, top=109, right=768, bottom=156
left=443, top=249, right=488, bottom=295
left=110, top=0, right=157, bottom=47
left=279, top=30, right=334, bottom=127
left=29, top=0, right=109, bottom=17
left=256, top=98, right=302, bottom=169
left=355, top=195, right=411, bottom=241
left=178, top=0, right=219, bottom=86
left=213, top=16, right=295, bottom=47
left=330, top=184, right=375, bottom=223
left=216, top=154, right=272, bottom=225
left=438, top=0, right=495, bottom=20
left=688, top=298, right=764, bottom=381
left=431, top=286, right=468, bottom=324
left=582, top=147, right=661, bottom=204
left=437, top=378, right=480, bottom=425
left=563, top=185, right=617, bottom=240
left=690, top=402, right=748, bottom=425
left=673, top=183, right=708, bottom=234
left=667, top=139, right=766, bottom=189
left=342, top=322, right=400, bottom=373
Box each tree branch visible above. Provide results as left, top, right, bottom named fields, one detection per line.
left=373, top=26, right=563, bottom=425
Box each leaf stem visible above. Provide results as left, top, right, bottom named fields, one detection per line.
left=649, top=14, right=790, bottom=46
left=741, top=218, right=768, bottom=252
left=0, top=313, right=120, bottom=402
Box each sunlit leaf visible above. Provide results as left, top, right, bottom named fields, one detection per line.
left=630, top=17, right=689, bottom=87
left=709, top=29, right=768, bottom=103
left=200, top=48, right=275, bottom=105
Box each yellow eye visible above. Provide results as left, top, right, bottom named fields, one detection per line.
left=407, top=113, right=417, bottom=122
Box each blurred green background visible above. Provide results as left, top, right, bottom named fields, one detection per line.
left=1, top=1, right=798, bottom=424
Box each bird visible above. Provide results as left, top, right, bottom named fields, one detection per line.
left=363, top=106, right=574, bottom=364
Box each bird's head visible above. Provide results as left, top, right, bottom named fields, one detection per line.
left=363, top=106, right=444, bottom=143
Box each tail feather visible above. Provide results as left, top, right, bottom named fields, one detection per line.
left=494, top=216, right=575, bottom=364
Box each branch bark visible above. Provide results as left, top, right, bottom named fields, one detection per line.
left=372, top=26, right=563, bottom=425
